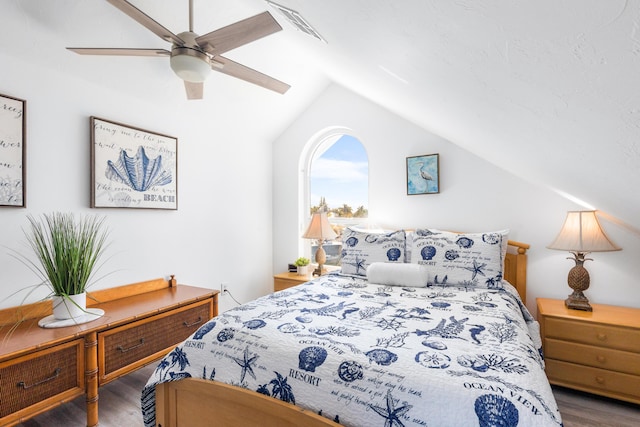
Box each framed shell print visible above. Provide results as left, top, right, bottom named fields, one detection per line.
left=90, top=117, right=177, bottom=209
left=407, top=153, right=439, bottom=195
left=0, top=93, right=26, bottom=207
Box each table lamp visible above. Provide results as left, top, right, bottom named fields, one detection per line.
left=302, top=212, right=338, bottom=276
left=547, top=210, right=620, bottom=311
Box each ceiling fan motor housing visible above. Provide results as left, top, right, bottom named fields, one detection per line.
left=170, top=31, right=211, bottom=82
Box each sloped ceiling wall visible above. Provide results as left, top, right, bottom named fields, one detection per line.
left=5, top=0, right=638, bottom=226
left=264, top=0, right=640, bottom=228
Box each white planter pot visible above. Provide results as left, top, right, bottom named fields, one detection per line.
left=297, top=265, right=309, bottom=276
left=52, top=292, right=87, bottom=320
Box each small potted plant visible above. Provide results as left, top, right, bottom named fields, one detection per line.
left=294, top=257, right=310, bottom=276
left=14, top=212, right=110, bottom=322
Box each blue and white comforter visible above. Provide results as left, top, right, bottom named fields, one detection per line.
left=142, top=273, right=562, bottom=426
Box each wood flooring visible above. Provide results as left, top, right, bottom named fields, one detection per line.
left=16, top=364, right=640, bottom=427
left=552, top=385, right=640, bottom=427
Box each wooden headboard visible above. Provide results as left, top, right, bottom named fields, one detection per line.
left=504, top=240, right=530, bottom=304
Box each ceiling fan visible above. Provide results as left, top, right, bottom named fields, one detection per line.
left=67, top=0, right=290, bottom=99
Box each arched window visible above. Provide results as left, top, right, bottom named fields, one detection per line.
left=300, top=129, right=369, bottom=265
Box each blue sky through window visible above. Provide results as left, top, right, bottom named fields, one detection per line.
left=310, top=135, right=368, bottom=212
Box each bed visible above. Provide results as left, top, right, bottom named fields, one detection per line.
left=142, top=229, right=562, bottom=427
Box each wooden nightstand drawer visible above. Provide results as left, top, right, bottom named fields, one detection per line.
left=545, top=338, right=640, bottom=375
left=546, top=359, right=640, bottom=403
left=274, top=272, right=312, bottom=292
left=98, top=300, right=212, bottom=384
left=0, top=339, right=84, bottom=420
left=544, top=317, right=640, bottom=353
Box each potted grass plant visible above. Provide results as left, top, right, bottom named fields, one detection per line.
left=18, top=212, right=110, bottom=321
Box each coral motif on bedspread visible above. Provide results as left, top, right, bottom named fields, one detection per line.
left=142, top=273, right=562, bottom=427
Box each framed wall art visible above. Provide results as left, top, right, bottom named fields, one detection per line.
left=0, top=93, right=26, bottom=207
left=406, top=153, right=439, bottom=195
left=91, top=117, right=177, bottom=209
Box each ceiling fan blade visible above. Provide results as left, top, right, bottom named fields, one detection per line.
left=184, top=81, right=204, bottom=100
left=213, top=56, right=290, bottom=94
left=67, top=48, right=170, bottom=57
left=106, top=0, right=185, bottom=45
left=196, top=11, right=282, bottom=55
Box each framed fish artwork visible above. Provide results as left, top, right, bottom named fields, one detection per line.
left=406, top=153, right=439, bottom=195
left=90, top=117, right=177, bottom=209
left=0, top=93, right=26, bottom=207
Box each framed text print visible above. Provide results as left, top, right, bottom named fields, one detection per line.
left=0, top=93, right=26, bottom=207
left=406, top=153, right=439, bottom=195
left=91, top=117, right=177, bottom=209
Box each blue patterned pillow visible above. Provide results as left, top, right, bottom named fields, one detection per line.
left=340, top=228, right=406, bottom=276
left=410, top=229, right=509, bottom=288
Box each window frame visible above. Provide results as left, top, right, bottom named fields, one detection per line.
left=298, top=127, right=369, bottom=260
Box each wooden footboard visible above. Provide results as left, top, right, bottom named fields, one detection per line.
left=155, top=378, right=340, bottom=427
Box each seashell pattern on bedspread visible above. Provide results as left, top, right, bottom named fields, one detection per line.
left=141, top=273, right=562, bottom=427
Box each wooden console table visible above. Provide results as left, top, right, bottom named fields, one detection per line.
left=0, top=276, right=218, bottom=427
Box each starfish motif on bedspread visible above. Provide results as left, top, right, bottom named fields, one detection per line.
left=382, top=300, right=399, bottom=309
left=376, top=317, right=405, bottom=331
left=369, top=389, right=413, bottom=427
left=464, top=260, right=487, bottom=279
left=232, top=346, right=259, bottom=383
left=415, top=316, right=469, bottom=339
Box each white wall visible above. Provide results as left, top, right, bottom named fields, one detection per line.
left=0, top=1, right=334, bottom=312
left=0, top=52, right=283, bottom=313
left=273, top=84, right=640, bottom=314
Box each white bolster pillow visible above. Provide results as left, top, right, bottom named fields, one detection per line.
left=367, top=262, right=429, bottom=287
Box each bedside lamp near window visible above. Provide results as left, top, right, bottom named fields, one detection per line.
left=303, top=212, right=338, bottom=276
left=547, top=210, right=621, bottom=311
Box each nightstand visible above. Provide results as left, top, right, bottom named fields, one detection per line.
left=273, top=271, right=313, bottom=292
left=537, top=298, right=640, bottom=404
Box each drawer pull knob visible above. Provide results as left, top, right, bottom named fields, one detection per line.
left=597, top=333, right=607, bottom=341
left=17, top=368, right=61, bottom=389
left=596, top=355, right=606, bottom=363
left=117, top=338, right=145, bottom=353
left=183, top=316, right=203, bottom=328
left=595, top=376, right=605, bottom=384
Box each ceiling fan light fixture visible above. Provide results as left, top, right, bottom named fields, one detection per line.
left=170, top=47, right=211, bottom=83
left=69, top=2, right=289, bottom=98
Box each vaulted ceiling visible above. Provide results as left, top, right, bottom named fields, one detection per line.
left=4, top=0, right=640, bottom=228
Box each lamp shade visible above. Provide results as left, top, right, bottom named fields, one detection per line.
left=547, top=210, right=620, bottom=253
left=302, top=212, right=337, bottom=241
